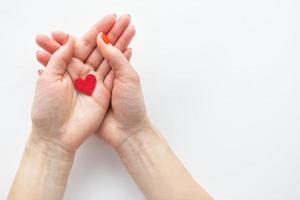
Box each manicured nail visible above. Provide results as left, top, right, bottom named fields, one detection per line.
left=63, top=34, right=70, bottom=45
left=61, top=34, right=69, bottom=45
left=101, top=32, right=110, bottom=44
left=37, top=69, right=43, bottom=76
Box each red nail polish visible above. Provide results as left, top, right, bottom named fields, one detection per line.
left=101, top=32, right=110, bottom=44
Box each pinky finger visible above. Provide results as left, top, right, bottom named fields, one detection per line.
left=36, top=51, right=51, bottom=66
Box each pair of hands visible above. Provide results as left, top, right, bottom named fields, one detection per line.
left=10, top=15, right=213, bottom=200
left=31, top=14, right=150, bottom=153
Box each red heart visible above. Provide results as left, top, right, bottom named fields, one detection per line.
left=74, top=74, right=96, bottom=96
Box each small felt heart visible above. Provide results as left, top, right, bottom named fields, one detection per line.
left=74, top=74, right=96, bottom=96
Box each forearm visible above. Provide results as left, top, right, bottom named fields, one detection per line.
left=8, top=132, right=75, bottom=200
left=117, top=125, right=213, bottom=200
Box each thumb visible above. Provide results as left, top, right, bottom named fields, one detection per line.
left=46, top=36, right=74, bottom=75
left=97, top=32, right=134, bottom=75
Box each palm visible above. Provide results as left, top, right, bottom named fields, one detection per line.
left=64, top=65, right=111, bottom=150
left=33, top=56, right=112, bottom=150
left=95, top=70, right=147, bottom=148
left=34, top=15, right=135, bottom=150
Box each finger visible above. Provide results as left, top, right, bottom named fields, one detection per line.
left=85, top=14, right=131, bottom=69
left=93, top=24, right=135, bottom=71
left=107, top=15, right=131, bottom=45
left=36, top=34, right=61, bottom=54
left=75, top=14, right=116, bottom=61
left=45, top=37, right=74, bottom=75
left=113, top=25, right=135, bottom=53
left=38, top=32, right=91, bottom=79
left=36, top=50, right=51, bottom=66
left=51, top=31, right=70, bottom=45
left=97, top=32, right=133, bottom=76
left=98, top=48, right=132, bottom=80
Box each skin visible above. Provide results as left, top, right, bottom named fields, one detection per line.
left=8, top=15, right=135, bottom=199
left=32, top=14, right=135, bottom=151
left=8, top=15, right=213, bottom=200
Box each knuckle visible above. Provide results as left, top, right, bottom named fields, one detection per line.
left=110, top=47, right=121, bottom=55
left=36, top=75, right=48, bottom=85
left=95, top=21, right=104, bottom=32
left=107, top=47, right=122, bottom=60
left=80, top=39, right=93, bottom=49
left=128, top=71, right=140, bottom=84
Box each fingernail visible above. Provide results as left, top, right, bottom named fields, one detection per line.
left=35, top=34, right=42, bottom=42
left=101, top=32, right=110, bottom=44
left=112, top=13, right=116, bottom=17
left=63, top=34, right=70, bottom=45
left=37, top=69, right=43, bottom=76
left=59, top=33, right=69, bottom=45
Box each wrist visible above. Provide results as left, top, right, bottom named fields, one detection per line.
left=28, top=129, right=75, bottom=162
left=8, top=131, right=75, bottom=199
left=116, top=121, right=168, bottom=159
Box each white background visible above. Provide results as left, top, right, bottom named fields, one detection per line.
left=0, top=0, right=299, bottom=199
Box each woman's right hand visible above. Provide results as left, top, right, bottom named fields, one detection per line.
left=95, top=33, right=152, bottom=149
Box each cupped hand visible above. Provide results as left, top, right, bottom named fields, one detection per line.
left=32, top=36, right=113, bottom=152
left=37, top=31, right=150, bottom=149
left=33, top=15, right=135, bottom=151
left=95, top=33, right=151, bottom=149
left=35, top=15, right=150, bottom=149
